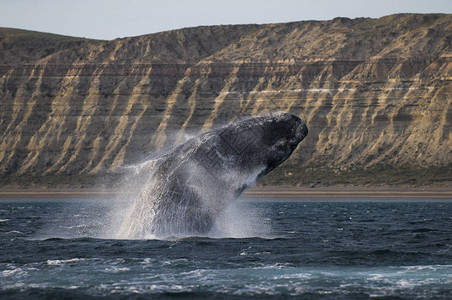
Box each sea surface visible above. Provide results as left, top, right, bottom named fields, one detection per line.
left=0, top=197, right=451, bottom=299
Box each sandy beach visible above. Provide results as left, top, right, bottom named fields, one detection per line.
left=0, top=186, right=451, bottom=200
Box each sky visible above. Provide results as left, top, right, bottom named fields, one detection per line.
left=1, top=0, right=451, bottom=40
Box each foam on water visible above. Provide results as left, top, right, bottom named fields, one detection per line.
left=208, top=200, right=272, bottom=238
left=2, top=259, right=451, bottom=297
left=1, top=200, right=451, bottom=298
left=113, top=156, right=270, bottom=239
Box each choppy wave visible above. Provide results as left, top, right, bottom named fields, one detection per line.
left=1, top=200, right=451, bottom=298
left=1, top=259, right=451, bottom=298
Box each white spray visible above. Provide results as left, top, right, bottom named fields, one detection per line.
left=114, top=113, right=307, bottom=239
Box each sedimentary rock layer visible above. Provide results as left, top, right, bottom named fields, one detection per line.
left=0, top=14, right=451, bottom=177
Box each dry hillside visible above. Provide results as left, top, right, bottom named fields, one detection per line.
left=0, top=14, right=451, bottom=187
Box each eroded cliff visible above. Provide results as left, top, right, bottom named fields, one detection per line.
left=0, top=14, right=451, bottom=186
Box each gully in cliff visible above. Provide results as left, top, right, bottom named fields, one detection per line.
left=118, top=112, right=308, bottom=238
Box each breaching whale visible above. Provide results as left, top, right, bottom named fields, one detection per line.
left=118, top=112, right=308, bottom=238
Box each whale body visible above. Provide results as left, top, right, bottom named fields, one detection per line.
left=118, top=112, right=308, bottom=238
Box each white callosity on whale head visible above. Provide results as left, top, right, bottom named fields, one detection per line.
left=117, top=112, right=308, bottom=239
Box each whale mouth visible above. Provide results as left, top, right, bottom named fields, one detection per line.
left=286, top=118, right=307, bottom=152
left=295, top=121, right=308, bottom=142
left=297, top=122, right=308, bottom=140
left=282, top=113, right=307, bottom=142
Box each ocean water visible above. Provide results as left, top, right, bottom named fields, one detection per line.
left=0, top=198, right=451, bottom=299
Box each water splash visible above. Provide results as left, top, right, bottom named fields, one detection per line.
left=115, top=113, right=307, bottom=239
left=115, top=156, right=266, bottom=239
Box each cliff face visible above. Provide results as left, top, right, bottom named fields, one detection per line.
left=0, top=14, right=451, bottom=180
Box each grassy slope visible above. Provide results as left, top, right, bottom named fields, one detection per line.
left=259, top=165, right=452, bottom=187
left=1, top=165, right=451, bottom=189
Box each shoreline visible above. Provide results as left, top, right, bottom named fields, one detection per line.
left=1, top=186, right=451, bottom=200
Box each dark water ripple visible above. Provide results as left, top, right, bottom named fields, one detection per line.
left=0, top=199, right=451, bottom=299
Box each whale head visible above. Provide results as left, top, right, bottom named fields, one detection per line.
left=258, top=112, right=308, bottom=175
left=214, top=112, right=308, bottom=178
